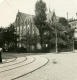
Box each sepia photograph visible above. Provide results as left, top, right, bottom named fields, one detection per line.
left=0, top=0, right=77, bottom=80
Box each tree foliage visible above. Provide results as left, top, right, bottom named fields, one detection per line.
left=34, top=0, right=47, bottom=26
left=0, top=28, right=4, bottom=47
left=21, top=31, right=40, bottom=52
left=59, top=17, right=68, bottom=26
left=34, top=0, right=47, bottom=48
left=0, top=24, right=18, bottom=51
left=4, top=24, right=17, bottom=44
left=50, top=17, right=73, bottom=51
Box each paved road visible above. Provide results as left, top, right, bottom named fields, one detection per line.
left=1, top=52, right=77, bottom=80
left=0, top=54, right=48, bottom=80
left=15, top=52, right=77, bottom=80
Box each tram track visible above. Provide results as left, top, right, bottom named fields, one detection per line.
left=2, top=55, right=17, bottom=64
left=0, top=56, right=35, bottom=73
left=13, top=56, right=49, bottom=80
left=0, top=56, right=26, bottom=68
left=0, top=56, right=49, bottom=80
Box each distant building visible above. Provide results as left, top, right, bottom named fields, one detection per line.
left=69, top=19, right=77, bottom=50
left=69, top=19, right=77, bottom=39
left=69, top=19, right=77, bottom=29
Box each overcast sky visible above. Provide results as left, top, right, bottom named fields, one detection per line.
left=0, top=0, right=77, bottom=27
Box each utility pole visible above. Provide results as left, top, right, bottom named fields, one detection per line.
left=55, top=27, right=58, bottom=53
left=17, top=10, right=21, bottom=48
left=73, top=37, right=74, bottom=52
left=52, top=11, right=58, bottom=53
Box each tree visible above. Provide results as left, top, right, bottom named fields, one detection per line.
left=34, top=0, right=47, bottom=47
left=3, top=24, right=18, bottom=51
left=50, top=17, right=73, bottom=52
left=59, top=17, right=73, bottom=46
left=21, top=31, right=40, bottom=52
left=59, top=17, right=68, bottom=26
left=49, top=22, right=66, bottom=52
left=0, top=28, right=4, bottom=47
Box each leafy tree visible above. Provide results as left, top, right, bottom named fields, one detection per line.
left=49, top=22, right=65, bottom=51
left=3, top=24, right=18, bottom=50
left=50, top=17, right=73, bottom=52
left=59, top=17, right=68, bottom=26
left=34, top=0, right=47, bottom=47
left=59, top=17, right=73, bottom=45
left=0, top=28, right=4, bottom=47
left=21, top=31, right=40, bottom=52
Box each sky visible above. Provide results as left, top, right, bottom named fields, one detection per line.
left=0, top=0, right=77, bottom=27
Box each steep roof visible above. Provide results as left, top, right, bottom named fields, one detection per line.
left=14, top=10, right=59, bottom=26
left=15, top=11, right=34, bottom=26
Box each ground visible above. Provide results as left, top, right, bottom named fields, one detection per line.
left=0, top=52, right=77, bottom=80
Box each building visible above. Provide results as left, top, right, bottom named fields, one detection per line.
left=69, top=19, right=77, bottom=29
left=69, top=19, right=77, bottom=50
left=14, top=10, right=58, bottom=48
left=14, top=11, right=39, bottom=47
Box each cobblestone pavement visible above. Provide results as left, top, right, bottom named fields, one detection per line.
left=15, top=52, right=77, bottom=80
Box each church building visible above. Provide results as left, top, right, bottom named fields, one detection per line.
left=14, top=10, right=58, bottom=48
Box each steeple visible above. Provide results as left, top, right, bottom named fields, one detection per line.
left=49, top=0, right=51, bottom=13
left=52, top=10, right=57, bottom=23
left=49, top=8, right=51, bottom=13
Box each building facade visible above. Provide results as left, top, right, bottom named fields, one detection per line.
left=69, top=19, right=77, bottom=50
left=14, top=11, right=39, bottom=47
left=69, top=19, right=77, bottom=29
left=14, top=10, right=58, bottom=48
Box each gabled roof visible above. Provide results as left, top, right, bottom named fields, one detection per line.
left=15, top=11, right=34, bottom=25
left=14, top=10, right=59, bottom=26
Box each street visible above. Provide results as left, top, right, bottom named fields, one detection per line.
left=15, top=52, right=77, bottom=80
left=0, top=52, right=77, bottom=80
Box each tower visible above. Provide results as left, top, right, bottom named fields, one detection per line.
left=67, top=12, right=68, bottom=20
